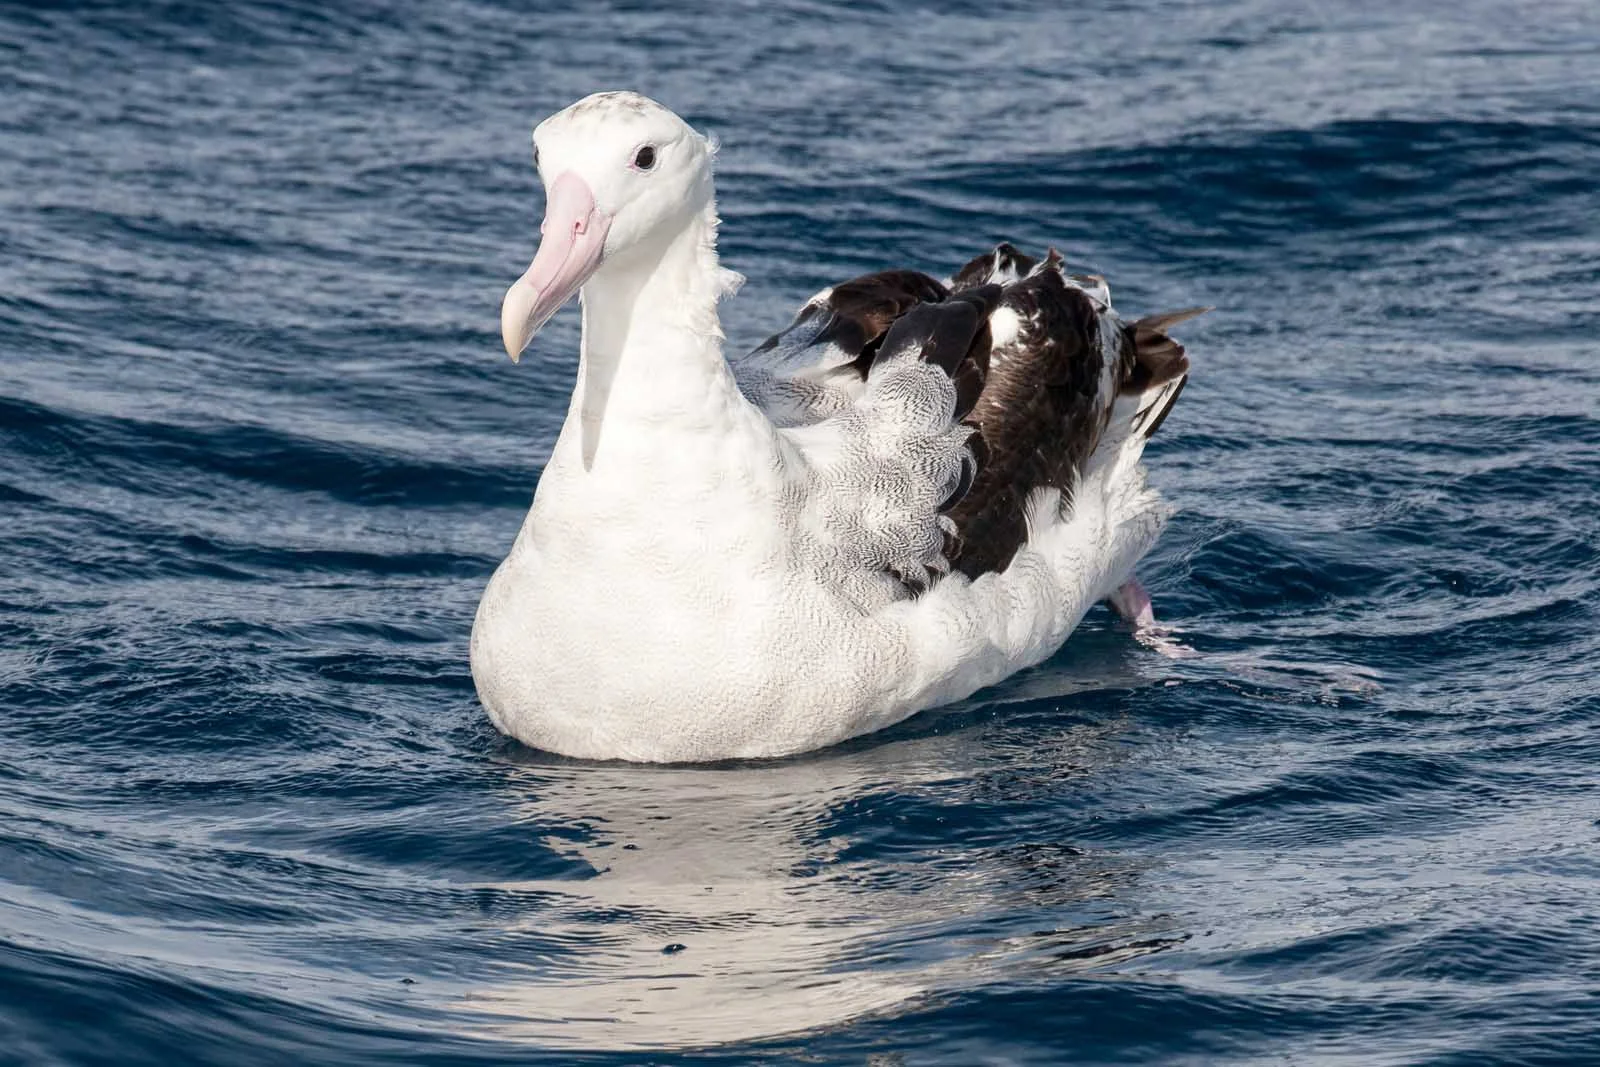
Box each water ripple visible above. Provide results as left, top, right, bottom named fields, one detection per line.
left=3, top=0, right=1599, bottom=1062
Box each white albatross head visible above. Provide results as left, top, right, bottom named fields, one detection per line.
left=500, top=91, right=715, bottom=362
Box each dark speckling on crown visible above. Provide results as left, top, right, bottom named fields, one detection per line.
left=566, top=90, right=664, bottom=117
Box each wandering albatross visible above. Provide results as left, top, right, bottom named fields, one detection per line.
left=471, top=91, right=1208, bottom=762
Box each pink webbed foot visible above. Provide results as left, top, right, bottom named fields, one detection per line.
left=1106, top=577, right=1156, bottom=629
left=1107, top=577, right=1196, bottom=659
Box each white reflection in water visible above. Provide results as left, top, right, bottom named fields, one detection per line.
left=452, top=656, right=1186, bottom=1049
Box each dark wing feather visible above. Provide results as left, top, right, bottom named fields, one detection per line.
left=950, top=242, right=1038, bottom=290
left=1119, top=306, right=1209, bottom=439
left=876, top=283, right=999, bottom=416
left=746, top=269, right=949, bottom=373
left=1120, top=306, right=1208, bottom=396
left=820, top=270, right=951, bottom=378
left=944, top=250, right=1208, bottom=579
left=943, top=264, right=1111, bottom=577
left=742, top=243, right=1205, bottom=589
left=735, top=270, right=951, bottom=427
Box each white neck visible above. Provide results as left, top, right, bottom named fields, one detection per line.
left=565, top=196, right=740, bottom=470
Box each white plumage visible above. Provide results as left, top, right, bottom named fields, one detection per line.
left=471, top=92, right=1199, bottom=762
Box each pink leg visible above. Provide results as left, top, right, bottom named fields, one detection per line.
left=1107, top=577, right=1156, bottom=629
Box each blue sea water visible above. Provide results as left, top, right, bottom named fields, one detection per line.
left=3, top=0, right=1599, bottom=1062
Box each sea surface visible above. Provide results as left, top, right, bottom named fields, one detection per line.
left=3, top=1, right=1599, bottom=1063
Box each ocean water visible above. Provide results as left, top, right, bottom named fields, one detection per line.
left=3, top=0, right=1599, bottom=1062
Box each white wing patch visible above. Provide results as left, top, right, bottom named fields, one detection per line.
left=780, top=340, right=975, bottom=603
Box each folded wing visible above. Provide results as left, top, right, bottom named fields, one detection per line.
left=735, top=245, right=1206, bottom=596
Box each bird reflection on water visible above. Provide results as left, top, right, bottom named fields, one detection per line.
left=453, top=666, right=1183, bottom=1049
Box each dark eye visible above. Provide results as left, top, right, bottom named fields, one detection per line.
left=533, top=146, right=540, bottom=169
left=632, top=145, right=656, bottom=171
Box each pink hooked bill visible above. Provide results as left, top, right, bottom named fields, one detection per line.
left=500, top=171, right=613, bottom=362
